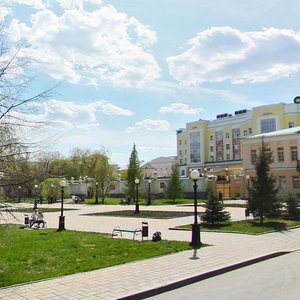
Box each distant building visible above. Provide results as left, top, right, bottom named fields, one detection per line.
left=176, top=101, right=300, bottom=198
left=141, top=156, right=177, bottom=179
left=242, top=126, right=300, bottom=197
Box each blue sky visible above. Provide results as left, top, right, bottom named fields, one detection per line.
left=2, top=0, right=300, bottom=167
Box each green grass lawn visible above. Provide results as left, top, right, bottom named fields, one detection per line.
left=84, top=210, right=194, bottom=219
left=0, top=225, right=190, bottom=287
left=84, top=197, right=204, bottom=206
left=9, top=208, right=77, bottom=213
left=176, top=218, right=300, bottom=234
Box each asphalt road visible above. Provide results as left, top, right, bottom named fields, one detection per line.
left=147, top=250, right=300, bottom=300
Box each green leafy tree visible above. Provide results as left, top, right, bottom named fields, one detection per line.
left=164, top=164, right=183, bottom=203
left=248, top=140, right=278, bottom=223
left=126, top=144, right=143, bottom=200
left=202, top=190, right=230, bottom=225
left=73, top=149, right=115, bottom=204
left=39, top=178, right=71, bottom=202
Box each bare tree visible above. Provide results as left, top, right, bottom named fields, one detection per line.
left=0, top=25, right=56, bottom=211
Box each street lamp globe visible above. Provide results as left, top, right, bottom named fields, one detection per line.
left=59, top=179, right=66, bottom=188
left=135, top=178, right=140, bottom=185
left=190, top=169, right=200, bottom=181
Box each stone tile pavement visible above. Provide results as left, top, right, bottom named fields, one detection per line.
left=1, top=202, right=300, bottom=299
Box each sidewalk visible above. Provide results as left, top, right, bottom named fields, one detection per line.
left=1, top=203, right=300, bottom=299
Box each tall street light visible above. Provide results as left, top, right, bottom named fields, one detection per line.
left=58, top=179, right=66, bottom=231
left=190, top=169, right=201, bottom=249
left=95, top=182, right=99, bottom=204
left=33, top=184, right=38, bottom=209
left=18, top=186, right=21, bottom=203
left=147, top=179, right=151, bottom=205
left=135, top=178, right=140, bottom=214
left=246, top=174, right=251, bottom=200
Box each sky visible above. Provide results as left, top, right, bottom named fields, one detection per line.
left=1, top=0, right=300, bottom=168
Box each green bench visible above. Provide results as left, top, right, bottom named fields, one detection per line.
left=112, top=222, right=148, bottom=241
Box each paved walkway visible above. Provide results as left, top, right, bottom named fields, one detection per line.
left=1, top=202, right=300, bottom=299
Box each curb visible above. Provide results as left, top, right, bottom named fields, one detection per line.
left=120, top=251, right=290, bottom=300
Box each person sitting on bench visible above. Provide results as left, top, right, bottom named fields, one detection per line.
left=121, top=195, right=131, bottom=205
left=37, top=210, right=45, bottom=227
left=30, top=209, right=39, bottom=227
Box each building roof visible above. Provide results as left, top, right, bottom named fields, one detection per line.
left=149, top=156, right=177, bottom=164
left=247, top=126, right=300, bottom=139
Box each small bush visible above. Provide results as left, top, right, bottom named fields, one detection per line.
left=286, top=193, right=300, bottom=219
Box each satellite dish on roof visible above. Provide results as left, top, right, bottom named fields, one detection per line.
left=294, top=96, right=300, bottom=104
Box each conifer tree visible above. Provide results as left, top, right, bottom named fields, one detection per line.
left=126, top=144, right=143, bottom=200
left=164, top=164, right=183, bottom=203
left=202, top=190, right=230, bottom=225
left=248, top=139, right=278, bottom=223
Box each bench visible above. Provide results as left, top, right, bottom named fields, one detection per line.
left=24, top=214, right=47, bottom=229
left=112, top=226, right=142, bottom=240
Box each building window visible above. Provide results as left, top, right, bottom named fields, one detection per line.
left=278, top=176, right=287, bottom=190
left=216, top=131, right=223, bottom=161
left=210, top=135, right=214, bottom=141
left=226, top=144, right=230, bottom=151
left=179, top=159, right=182, bottom=164
left=179, top=140, right=182, bottom=145
left=160, top=182, right=166, bottom=189
left=251, top=149, right=257, bottom=165
left=248, top=128, right=252, bottom=134
left=265, top=148, right=272, bottom=159
left=210, top=146, right=214, bottom=152
left=181, top=170, right=185, bottom=176
left=179, top=150, right=182, bottom=156
left=226, top=154, right=230, bottom=160
left=243, top=130, right=248, bottom=136
left=189, top=131, right=201, bottom=163
left=260, top=118, right=276, bottom=133
left=225, top=132, right=230, bottom=139
left=232, top=128, right=241, bottom=160
left=277, top=147, right=284, bottom=162
left=210, top=156, right=214, bottom=161
left=288, top=121, right=294, bottom=128
left=291, top=146, right=298, bottom=161
left=292, top=176, right=300, bottom=189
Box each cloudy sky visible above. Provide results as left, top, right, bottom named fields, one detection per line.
left=2, top=0, right=300, bottom=167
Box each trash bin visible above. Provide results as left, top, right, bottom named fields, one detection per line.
left=142, top=222, right=148, bottom=241
left=24, top=214, right=29, bottom=228
left=245, top=208, right=250, bottom=218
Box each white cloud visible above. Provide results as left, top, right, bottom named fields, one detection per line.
left=159, top=103, right=203, bottom=115
left=127, top=119, right=170, bottom=133
left=167, top=26, right=300, bottom=85
left=27, top=99, right=132, bottom=130
left=6, top=4, right=161, bottom=88
left=0, top=7, right=12, bottom=22
left=4, top=0, right=46, bottom=10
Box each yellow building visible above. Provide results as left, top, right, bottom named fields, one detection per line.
left=177, top=101, right=300, bottom=198
left=242, top=126, right=300, bottom=198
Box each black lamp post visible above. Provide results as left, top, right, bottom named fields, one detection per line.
left=58, top=179, right=66, bottom=231
left=33, top=184, right=38, bottom=209
left=18, top=186, right=21, bottom=203
left=147, top=179, right=151, bottom=205
left=95, top=182, right=99, bottom=204
left=135, top=178, right=140, bottom=214
left=246, top=174, right=251, bottom=200
left=190, top=170, right=201, bottom=249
